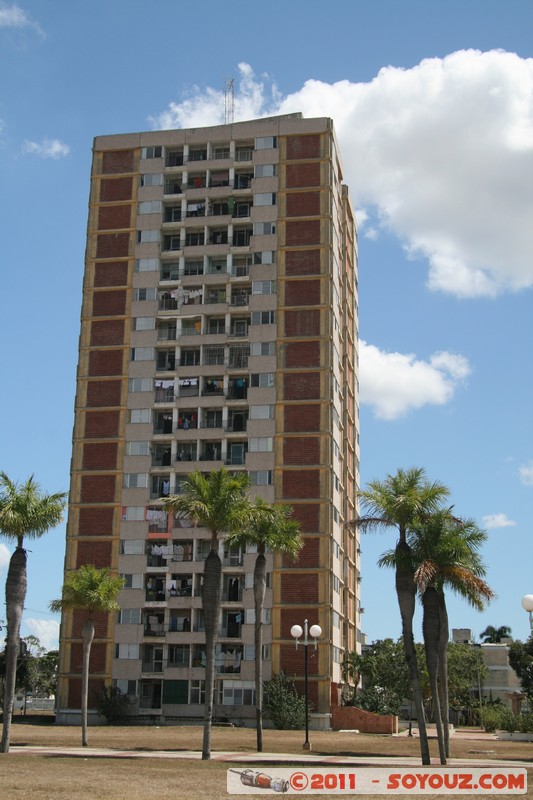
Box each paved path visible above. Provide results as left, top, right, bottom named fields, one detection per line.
left=8, top=745, right=532, bottom=768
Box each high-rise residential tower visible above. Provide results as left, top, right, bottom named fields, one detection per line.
left=56, top=113, right=361, bottom=725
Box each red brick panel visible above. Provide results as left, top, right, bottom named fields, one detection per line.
left=99, top=177, right=134, bottom=202
left=285, top=280, right=321, bottom=306
left=284, top=341, right=321, bottom=368
left=88, top=350, right=124, bottom=377
left=289, top=504, right=320, bottom=532
left=285, top=220, right=321, bottom=247
left=285, top=309, right=320, bottom=337
left=80, top=475, right=116, bottom=503
left=90, top=319, right=125, bottom=347
left=280, top=572, right=319, bottom=604
left=284, top=404, right=320, bottom=432
left=92, top=289, right=127, bottom=316
left=82, top=442, right=118, bottom=471
left=70, top=642, right=107, bottom=674
left=285, top=162, right=321, bottom=188
left=84, top=410, right=120, bottom=438
left=285, top=249, right=321, bottom=276
left=280, top=606, right=321, bottom=640
left=286, top=135, right=321, bottom=160
left=282, top=469, right=320, bottom=498
left=86, top=380, right=122, bottom=407
left=283, top=437, right=320, bottom=465
left=97, top=204, right=132, bottom=231
left=72, top=609, right=110, bottom=638
left=94, top=261, right=129, bottom=287
left=282, top=536, right=320, bottom=567
left=283, top=372, right=320, bottom=400
left=101, top=150, right=134, bottom=174
left=76, top=539, right=113, bottom=568
left=286, top=192, right=320, bottom=218
left=96, top=232, right=131, bottom=259
left=78, top=507, right=115, bottom=536
left=68, top=677, right=105, bottom=709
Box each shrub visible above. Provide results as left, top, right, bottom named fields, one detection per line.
left=482, top=705, right=518, bottom=733
left=97, top=686, right=132, bottom=724
left=263, top=672, right=308, bottom=730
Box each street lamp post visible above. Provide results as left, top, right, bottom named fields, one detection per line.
left=521, top=595, right=533, bottom=635
left=291, top=620, right=322, bottom=750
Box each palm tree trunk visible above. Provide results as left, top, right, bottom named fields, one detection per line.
left=81, top=619, right=94, bottom=747
left=1, top=546, right=27, bottom=754
left=395, top=542, right=430, bottom=765
left=422, top=587, right=446, bottom=764
left=254, top=547, right=267, bottom=752
left=201, top=549, right=222, bottom=760
left=437, top=593, right=450, bottom=757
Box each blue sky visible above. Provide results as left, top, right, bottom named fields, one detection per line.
left=0, top=0, right=531, bottom=651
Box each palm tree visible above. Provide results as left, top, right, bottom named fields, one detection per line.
left=0, top=473, right=66, bottom=754
left=226, top=499, right=302, bottom=751
left=357, top=467, right=450, bottom=765
left=409, top=511, right=494, bottom=759
left=480, top=625, right=512, bottom=643
left=163, top=468, right=253, bottom=760
left=50, top=565, right=124, bottom=747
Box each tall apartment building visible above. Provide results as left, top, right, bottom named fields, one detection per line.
left=56, top=113, right=361, bottom=725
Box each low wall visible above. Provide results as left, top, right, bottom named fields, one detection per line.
left=330, top=705, right=398, bottom=735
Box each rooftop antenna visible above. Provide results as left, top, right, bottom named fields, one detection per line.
left=224, top=76, right=235, bottom=125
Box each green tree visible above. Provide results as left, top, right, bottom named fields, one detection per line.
left=227, top=498, right=302, bottom=752
left=406, top=511, right=494, bottom=761
left=50, top=565, right=123, bottom=747
left=357, top=467, right=450, bottom=765
left=508, top=638, right=533, bottom=708
left=163, top=468, right=253, bottom=760
left=480, top=625, right=512, bottom=643
left=0, top=472, right=66, bottom=753
left=263, top=672, right=308, bottom=730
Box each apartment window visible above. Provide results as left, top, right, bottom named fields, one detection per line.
left=115, top=679, right=137, bottom=695
left=249, top=470, right=273, bottom=486
left=131, top=347, right=154, bottom=361
left=133, top=317, right=155, bottom=331
left=118, top=609, right=141, bottom=624
left=228, top=345, right=250, bottom=369
left=333, top=646, right=342, bottom=664
left=254, top=193, right=276, bottom=206
left=126, top=441, right=150, bottom=456
left=244, top=644, right=270, bottom=661
left=134, top=287, right=157, bottom=300
left=168, top=645, right=190, bottom=668
left=116, top=643, right=140, bottom=659
left=245, top=608, right=271, bottom=624
left=123, top=474, right=148, bottom=489
left=137, top=230, right=159, bottom=243
left=129, top=378, right=151, bottom=393
left=135, top=259, right=158, bottom=273
left=180, top=348, right=201, bottom=366
left=130, top=409, right=151, bottom=423
left=332, top=610, right=341, bottom=629
left=250, top=373, right=274, bottom=388
left=332, top=575, right=340, bottom=594
left=202, top=345, right=225, bottom=366
left=160, top=263, right=180, bottom=281
left=221, top=680, right=256, bottom=706
left=333, top=506, right=340, bottom=523
left=120, top=540, right=145, bottom=555
left=253, top=222, right=276, bottom=235
left=121, top=574, right=143, bottom=590
left=255, top=164, right=276, bottom=178
left=252, top=281, right=276, bottom=295
left=253, top=251, right=274, bottom=265
left=138, top=201, right=161, bottom=214
left=122, top=507, right=145, bottom=521
left=185, top=231, right=205, bottom=247
left=141, top=146, right=162, bottom=159
left=251, top=311, right=275, bottom=325
left=213, top=145, right=230, bottom=159
left=190, top=680, right=205, bottom=705
left=249, top=438, right=273, bottom=452
left=163, top=234, right=182, bottom=251
left=255, top=136, right=277, bottom=149
left=249, top=405, right=274, bottom=420
left=250, top=342, right=275, bottom=356
left=140, top=173, right=162, bottom=187
left=207, top=318, right=225, bottom=334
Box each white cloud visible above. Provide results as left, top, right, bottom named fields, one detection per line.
left=359, top=340, right=471, bottom=420
left=22, top=138, right=70, bottom=159
left=519, top=463, right=533, bottom=486
left=0, top=542, right=10, bottom=573
left=152, top=52, right=533, bottom=298
left=482, top=513, right=517, bottom=529
left=0, top=3, right=43, bottom=35
left=24, top=618, right=59, bottom=651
